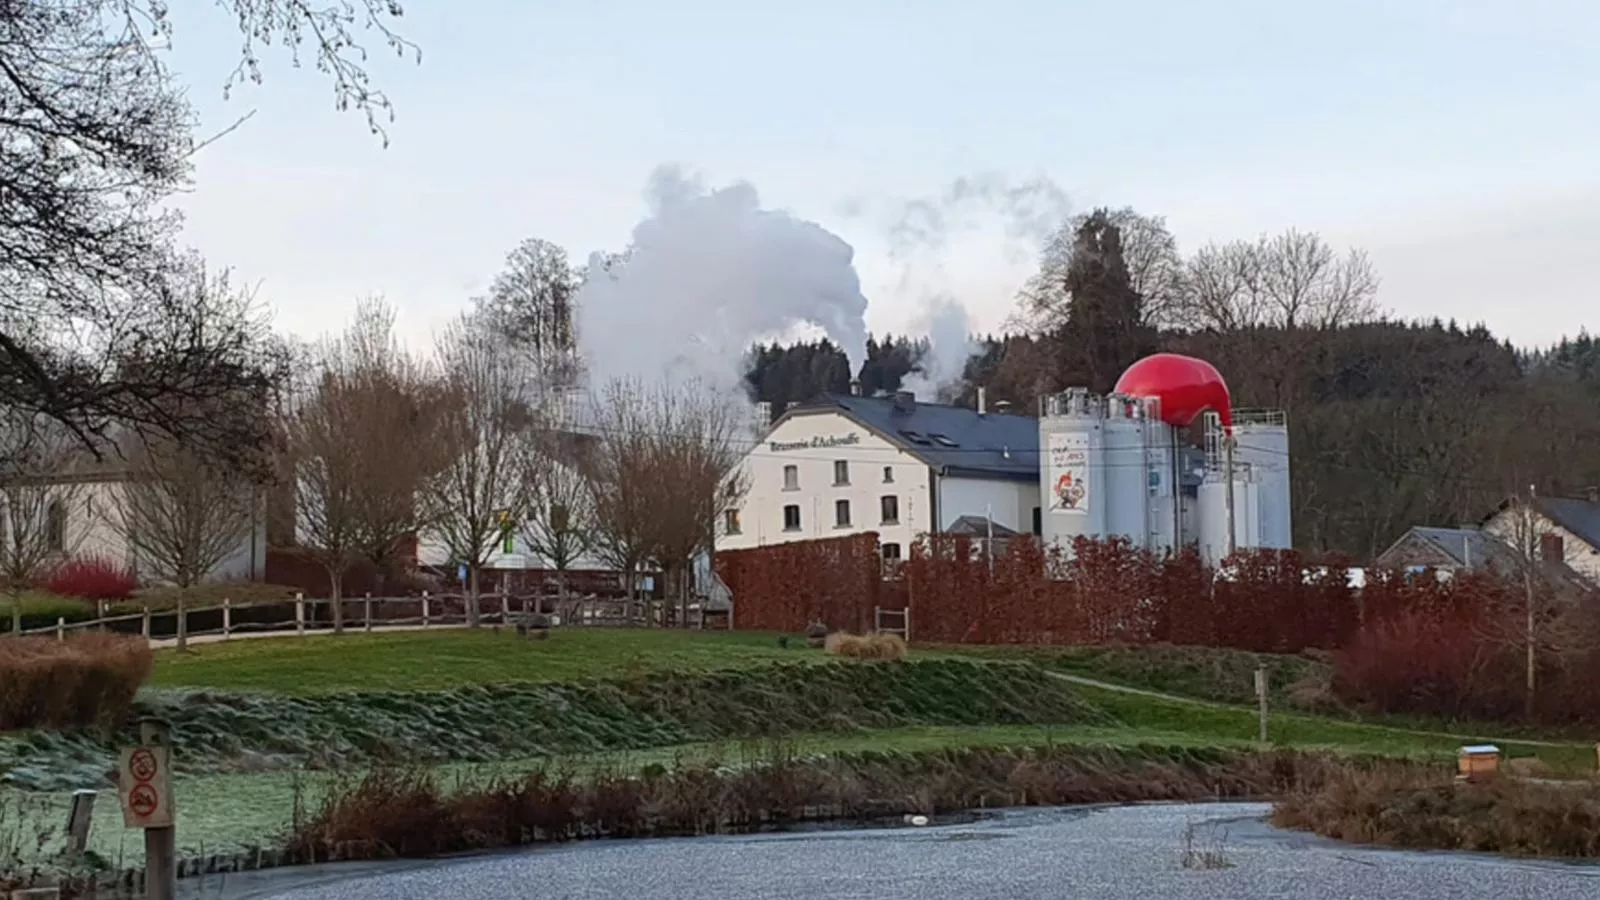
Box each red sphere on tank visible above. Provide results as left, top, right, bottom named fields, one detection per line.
left=1113, top=353, right=1233, bottom=432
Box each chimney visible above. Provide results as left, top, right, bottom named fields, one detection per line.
left=849, top=379, right=861, bottom=397
left=977, top=386, right=987, bottom=416
left=892, top=390, right=916, bottom=413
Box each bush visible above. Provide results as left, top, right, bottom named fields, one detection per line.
left=0, top=591, right=94, bottom=632
left=43, top=557, right=139, bottom=603
left=0, top=634, right=153, bottom=730
left=1273, top=765, right=1600, bottom=858
left=824, top=632, right=908, bottom=660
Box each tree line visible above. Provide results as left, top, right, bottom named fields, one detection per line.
left=743, top=209, right=1600, bottom=560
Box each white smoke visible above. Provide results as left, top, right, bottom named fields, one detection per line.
left=854, top=172, right=1070, bottom=401
left=574, top=165, right=870, bottom=397
left=899, top=293, right=977, bottom=403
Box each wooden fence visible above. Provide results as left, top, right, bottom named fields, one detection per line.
left=7, top=591, right=727, bottom=644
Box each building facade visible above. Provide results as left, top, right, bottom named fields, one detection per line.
left=717, top=391, right=1042, bottom=561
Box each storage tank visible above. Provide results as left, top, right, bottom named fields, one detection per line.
left=1231, top=410, right=1291, bottom=550
left=1039, top=389, right=1107, bottom=553
left=1198, top=477, right=1261, bottom=567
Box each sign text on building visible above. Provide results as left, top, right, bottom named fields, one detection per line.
left=769, top=433, right=861, bottom=452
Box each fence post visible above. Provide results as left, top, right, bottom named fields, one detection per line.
left=141, top=606, right=151, bottom=640
left=500, top=593, right=510, bottom=624
left=96, top=599, right=107, bottom=631
left=55, top=617, right=64, bottom=641
left=222, top=598, right=232, bottom=640
left=364, top=593, right=373, bottom=633
left=1255, top=665, right=1270, bottom=744
left=295, top=593, right=305, bottom=636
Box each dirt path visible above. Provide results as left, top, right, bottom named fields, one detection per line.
left=1044, top=670, right=1588, bottom=750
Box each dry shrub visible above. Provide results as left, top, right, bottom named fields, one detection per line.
left=287, top=746, right=1366, bottom=865
left=0, top=634, right=153, bottom=731
left=824, top=632, right=907, bottom=661
left=1272, top=763, right=1600, bottom=858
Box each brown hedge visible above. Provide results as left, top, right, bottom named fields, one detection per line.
left=0, top=633, right=153, bottom=731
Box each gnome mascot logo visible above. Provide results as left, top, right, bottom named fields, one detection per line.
left=1054, top=471, right=1085, bottom=511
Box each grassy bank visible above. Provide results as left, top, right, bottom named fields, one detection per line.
left=1, top=659, right=1105, bottom=790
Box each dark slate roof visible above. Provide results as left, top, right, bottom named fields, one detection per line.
left=1402, top=526, right=1524, bottom=570
left=1534, top=496, right=1600, bottom=550
left=946, top=515, right=1021, bottom=537
left=783, top=393, right=1040, bottom=482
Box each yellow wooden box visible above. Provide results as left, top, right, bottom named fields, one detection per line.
left=1457, top=744, right=1500, bottom=781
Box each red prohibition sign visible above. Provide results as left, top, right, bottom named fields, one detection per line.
left=128, top=748, right=159, bottom=783
left=128, top=783, right=159, bottom=818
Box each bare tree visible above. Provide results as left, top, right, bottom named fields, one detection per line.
left=283, top=300, right=444, bottom=633
left=524, top=435, right=596, bottom=614
left=586, top=378, right=748, bottom=626
left=0, top=3, right=414, bottom=469
left=638, top=381, right=749, bottom=627
left=585, top=381, right=660, bottom=617
left=474, top=238, right=581, bottom=389
left=1017, top=207, right=1185, bottom=332
left=421, top=317, right=541, bottom=628
left=107, top=438, right=256, bottom=651
left=0, top=414, right=83, bottom=633
left=1173, top=230, right=1380, bottom=331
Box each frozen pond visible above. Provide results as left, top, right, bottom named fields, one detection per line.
left=205, top=803, right=1598, bottom=900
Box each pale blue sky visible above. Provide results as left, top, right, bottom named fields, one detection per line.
left=167, top=0, right=1599, bottom=349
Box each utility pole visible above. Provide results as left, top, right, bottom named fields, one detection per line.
left=1524, top=483, right=1537, bottom=722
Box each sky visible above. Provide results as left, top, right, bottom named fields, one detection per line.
left=165, top=0, right=1600, bottom=352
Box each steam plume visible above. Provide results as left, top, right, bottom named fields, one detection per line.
left=574, top=165, right=870, bottom=396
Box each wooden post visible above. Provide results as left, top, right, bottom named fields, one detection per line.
left=1255, top=665, right=1269, bottom=744
left=364, top=593, right=373, bottom=633
left=65, top=789, right=96, bottom=856
left=138, top=718, right=176, bottom=900
left=141, top=606, right=151, bottom=639
left=10, top=888, right=62, bottom=899
left=55, top=617, right=65, bottom=641
left=421, top=591, right=430, bottom=628
left=500, top=593, right=510, bottom=624
left=97, top=599, right=107, bottom=630
left=295, top=593, right=305, bottom=636
left=222, top=598, right=232, bottom=639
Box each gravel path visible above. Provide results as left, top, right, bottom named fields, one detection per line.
left=196, top=803, right=1599, bottom=900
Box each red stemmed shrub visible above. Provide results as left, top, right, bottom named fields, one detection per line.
left=43, top=555, right=139, bottom=602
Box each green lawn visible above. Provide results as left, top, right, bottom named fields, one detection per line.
left=149, top=628, right=825, bottom=694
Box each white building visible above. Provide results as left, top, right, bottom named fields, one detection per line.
left=718, top=390, right=1042, bottom=561
left=8, top=470, right=268, bottom=584
left=1481, top=494, right=1600, bottom=585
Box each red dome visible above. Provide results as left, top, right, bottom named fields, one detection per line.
left=1113, top=353, right=1233, bottom=432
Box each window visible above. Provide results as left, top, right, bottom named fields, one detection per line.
left=897, top=429, right=932, bottom=445
left=880, top=495, right=899, bottom=525
left=833, top=460, right=850, bottom=485
left=835, top=499, right=852, bottom=527
left=551, top=504, right=571, bottom=532
left=724, top=508, right=742, bottom=535
left=782, top=464, right=799, bottom=491
left=882, top=466, right=894, bottom=484
left=783, top=504, right=802, bottom=531
left=929, top=433, right=959, bottom=448
left=44, top=499, right=66, bottom=552
left=1032, top=506, right=1043, bottom=536
left=882, top=542, right=902, bottom=561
